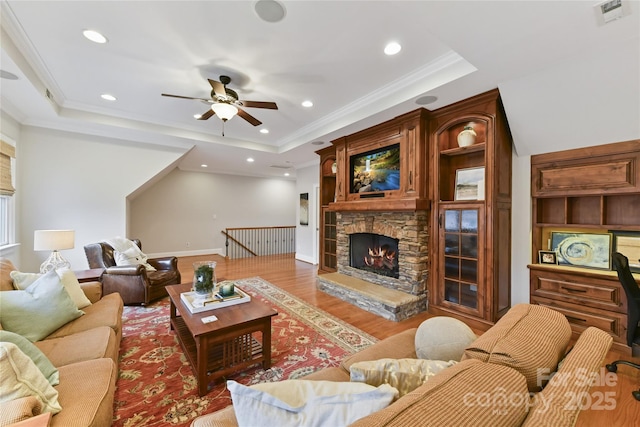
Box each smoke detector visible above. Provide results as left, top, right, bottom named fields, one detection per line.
left=594, top=0, right=631, bottom=26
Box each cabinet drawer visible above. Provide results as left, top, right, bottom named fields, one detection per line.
left=531, top=296, right=628, bottom=344
left=530, top=269, right=626, bottom=313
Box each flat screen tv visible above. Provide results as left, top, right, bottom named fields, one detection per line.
left=350, top=144, right=400, bottom=194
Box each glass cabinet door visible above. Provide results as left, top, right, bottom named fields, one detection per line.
left=439, top=205, right=484, bottom=316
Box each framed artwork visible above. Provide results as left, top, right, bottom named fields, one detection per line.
left=454, top=167, right=485, bottom=201
left=611, top=230, right=640, bottom=273
left=538, top=250, right=558, bottom=265
left=550, top=231, right=612, bottom=270
left=299, top=193, right=309, bottom=226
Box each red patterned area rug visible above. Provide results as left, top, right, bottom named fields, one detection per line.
left=113, top=277, right=378, bottom=426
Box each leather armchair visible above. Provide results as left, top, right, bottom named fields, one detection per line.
left=84, top=239, right=181, bottom=305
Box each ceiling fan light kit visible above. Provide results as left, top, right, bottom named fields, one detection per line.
left=210, top=103, right=238, bottom=121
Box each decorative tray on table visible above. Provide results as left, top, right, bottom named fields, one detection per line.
left=180, top=283, right=251, bottom=314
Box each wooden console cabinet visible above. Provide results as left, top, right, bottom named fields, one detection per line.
left=529, top=140, right=640, bottom=352
left=428, top=89, right=512, bottom=330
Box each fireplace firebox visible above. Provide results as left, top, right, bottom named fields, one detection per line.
left=349, top=233, right=399, bottom=279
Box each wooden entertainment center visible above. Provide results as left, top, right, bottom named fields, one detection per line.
left=317, top=89, right=512, bottom=330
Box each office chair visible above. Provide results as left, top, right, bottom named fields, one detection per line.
left=606, top=252, right=640, bottom=401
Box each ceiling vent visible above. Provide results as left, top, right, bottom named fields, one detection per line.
left=594, top=0, right=631, bottom=26
left=270, top=165, right=292, bottom=169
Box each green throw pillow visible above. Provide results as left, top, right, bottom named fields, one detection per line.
left=0, top=270, right=84, bottom=342
left=0, top=330, right=59, bottom=385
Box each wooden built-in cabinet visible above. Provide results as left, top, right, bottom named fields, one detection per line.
left=317, top=146, right=337, bottom=273
left=330, top=109, right=429, bottom=212
left=529, top=140, right=640, bottom=353
left=429, top=89, right=512, bottom=331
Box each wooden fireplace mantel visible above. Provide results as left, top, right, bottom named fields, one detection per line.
left=329, top=197, right=429, bottom=212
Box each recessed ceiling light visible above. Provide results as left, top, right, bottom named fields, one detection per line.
left=384, top=42, right=402, bottom=56
left=255, top=0, right=286, bottom=23
left=301, top=100, right=313, bottom=108
left=200, top=164, right=208, bottom=168
left=194, top=114, right=202, bottom=119
left=100, top=93, right=116, bottom=101
left=83, top=30, right=108, bottom=44
left=284, top=173, right=290, bottom=177
left=0, top=70, right=19, bottom=80
left=247, top=158, right=254, bottom=163
left=415, top=95, right=438, bottom=105
left=260, top=129, right=269, bottom=134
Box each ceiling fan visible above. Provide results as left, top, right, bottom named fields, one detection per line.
left=161, top=75, right=278, bottom=127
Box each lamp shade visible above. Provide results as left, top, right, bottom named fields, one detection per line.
left=33, top=230, right=75, bottom=251
left=211, top=103, right=238, bottom=121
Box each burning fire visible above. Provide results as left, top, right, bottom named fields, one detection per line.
left=364, top=245, right=397, bottom=270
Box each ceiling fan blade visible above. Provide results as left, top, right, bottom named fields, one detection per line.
left=161, top=93, right=210, bottom=102
left=197, top=109, right=215, bottom=120
left=236, top=108, right=262, bottom=126
left=208, top=79, right=227, bottom=98
left=241, top=101, right=278, bottom=110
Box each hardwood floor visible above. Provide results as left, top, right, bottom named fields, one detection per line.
left=177, top=253, right=640, bottom=426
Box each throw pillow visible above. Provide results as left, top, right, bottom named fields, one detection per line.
left=227, top=380, right=398, bottom=427
left=350, top=358, right=457, bottom=397
left=0, top=330, right=59, bottom=385
left=114, top=246, right=156, bottom=272
left=0, top=342, right=62, bottom=414
left=10, top=269, right=92, bottom=309
left=0, top=270, right=84, bottom=342
left=415, top=316, right=477, bottom=361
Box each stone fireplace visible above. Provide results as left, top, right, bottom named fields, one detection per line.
left=317, top=210, right=429, bottom=320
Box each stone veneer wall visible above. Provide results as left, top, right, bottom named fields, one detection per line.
left=336, top=210, right=429, bottom=297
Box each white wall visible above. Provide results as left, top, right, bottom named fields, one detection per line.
left=295, top=163, right=319, bottom=264
left=17, top=126, right=187, bottom=271
left=511, top=152, right=532, bottom=304
left=129, top=169, right=297, bottom=256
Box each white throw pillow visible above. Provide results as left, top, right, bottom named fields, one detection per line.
left=350, top=358, right=457, bottom=397
left=114, top=246, right=156, bottom=272
left=227, top=380, right=398, bottom=427
left=0, top=342, right=62, bottom=414
left=415, top=316, right=477, bottom=362
left=10, top=269, right=92, bottom=309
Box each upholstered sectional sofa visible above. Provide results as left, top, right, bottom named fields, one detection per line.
left=192, top=303, right=613, bottom=427
left=0, top=258, right=123, bottom=426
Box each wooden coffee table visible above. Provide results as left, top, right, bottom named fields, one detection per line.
left=166, top=283, right=277, bottom=396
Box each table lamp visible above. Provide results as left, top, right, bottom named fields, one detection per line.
left=34, top=229, right=75, bottom=273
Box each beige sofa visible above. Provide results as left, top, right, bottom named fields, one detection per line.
left=0, top=258, right=123, bottom=427
left=192, top=303, right=613, bottom=427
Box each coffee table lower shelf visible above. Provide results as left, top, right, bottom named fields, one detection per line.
left=171, top=316, right=265, bottom=394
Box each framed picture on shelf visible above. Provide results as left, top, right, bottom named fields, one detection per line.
left=550, top=231, right=612, bottom=270
left=610, top=230, right=640, bottom=273
left=538, top=250, right=558, bottom=265
left=454, top=166, right=485, bottom=201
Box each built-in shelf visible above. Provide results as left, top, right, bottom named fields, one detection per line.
left=530, top=139, right=640, bottom=354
